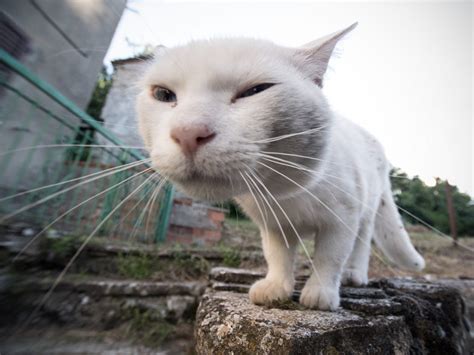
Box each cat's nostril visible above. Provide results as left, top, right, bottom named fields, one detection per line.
left=196, top=132, right=216, bottom=145
left=170, top=124, right=216, bottom=156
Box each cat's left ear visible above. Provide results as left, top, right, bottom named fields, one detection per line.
left=293, top=22, right=357, bottom=87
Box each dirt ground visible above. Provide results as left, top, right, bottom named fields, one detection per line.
left=222, top=218, right=474, bottom=280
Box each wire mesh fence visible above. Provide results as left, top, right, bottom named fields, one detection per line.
left=0, top=49, right=173, bottom=244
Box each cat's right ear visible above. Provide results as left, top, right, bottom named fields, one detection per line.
left=292, top=22, right=357, bottom=87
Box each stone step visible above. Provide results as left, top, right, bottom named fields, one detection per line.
left=0, top=274, right=207, bottom=331
left=196, top=267, right=472, bottom=354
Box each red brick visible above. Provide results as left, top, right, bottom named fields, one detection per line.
left=208, top=210, right=225, bottom=222
left=174, top=198, right=193, bottom=206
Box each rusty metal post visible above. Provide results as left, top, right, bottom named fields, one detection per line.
left=444, top=180, right=458, bottom=245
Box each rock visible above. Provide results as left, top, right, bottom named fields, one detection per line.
left=195, top=268, right=470, bottom=355
left=196, top=291, right=412, bottom=355
left=9, top=277, right=206, bottom=297
left=0, top=276, right=207, bottom=329
left=166, top=295, right=197, bottom=319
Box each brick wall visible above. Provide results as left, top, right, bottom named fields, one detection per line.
left=167, top=196, right=226, bottom=246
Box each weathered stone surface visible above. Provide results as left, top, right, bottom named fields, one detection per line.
left=196, top=291, right=412, bottom=355
left=8, top=277, right=206, bottom=297
left=195, top=269, right=470, bottom=354
left=210, top=267, right=265, bottom=285
left=0, top=275, right=206, bottom=330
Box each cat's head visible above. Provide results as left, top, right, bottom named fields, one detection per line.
left=136, top=24, right=356, bottom=201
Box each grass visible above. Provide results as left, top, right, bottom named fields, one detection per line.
left=218, top=245, right=242, bottom=268
left=223, top=217, right=474, bottom=280
left=44, top=235, right=80, bottom=259
left=38, top=217, right=474, bottom=281
left=117, top=252, right=153, bottom=279
left=122, top=307, right=175, bottom=348
left=168, top=249, right=210, bottom=279
left=115, top=249, right=210, bottom=281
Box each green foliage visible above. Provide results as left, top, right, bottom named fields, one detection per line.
left=64, top=67, right=112, bottom=162
left=219, top=246, right=241, bottom=267
left=169, top=250, right=210, bottom=278
left=123, top=307, right=174, bottom=347
left=65, top=126, right=95, bottom=162
left=47, top=236, right=78, bottom=258
left=86, top=67, right=112, bottom=120
left=220, top=200, right=248, bottom=219
left=390, top=168, right=474, bottom=236
left=116, top=248, right=210, bottom=281
left=117, top=253, right=153, bottom=279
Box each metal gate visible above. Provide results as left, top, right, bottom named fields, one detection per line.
left=0, top=49, right=174, bottom=243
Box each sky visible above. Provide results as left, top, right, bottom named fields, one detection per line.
left=104, top=0, right=473, bottom=195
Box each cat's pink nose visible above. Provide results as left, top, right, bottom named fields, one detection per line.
left=170, top=124, right=216, bottom=156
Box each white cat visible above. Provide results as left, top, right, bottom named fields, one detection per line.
left=136, top=23, right=425, bottom=311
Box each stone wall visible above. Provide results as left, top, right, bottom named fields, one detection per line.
left=97, top=57, right=148, bottom=156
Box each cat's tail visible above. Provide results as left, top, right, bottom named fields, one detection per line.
left=373, top=185, right=425, bottom=271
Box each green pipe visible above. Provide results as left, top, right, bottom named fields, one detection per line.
left=0, top=49, right=144, bottom=162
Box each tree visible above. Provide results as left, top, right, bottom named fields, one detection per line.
left=66, top=67, right=112, bottom=162
left=86, top=66, right=112, bottom=120
left=390, top=168, right=474, bottom=236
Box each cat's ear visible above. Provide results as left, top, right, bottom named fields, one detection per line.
left=293, top=22, right=357, bottom=87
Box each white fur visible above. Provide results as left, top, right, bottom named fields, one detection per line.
left=136, top=24, right=424, bottom=311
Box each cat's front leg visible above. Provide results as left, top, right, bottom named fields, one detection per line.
left=300, top=217, right=358, bottom=311
left=249, top=229, right=297, bottom=305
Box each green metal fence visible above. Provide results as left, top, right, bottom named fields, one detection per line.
left=0, top=49, right=174, bottom=243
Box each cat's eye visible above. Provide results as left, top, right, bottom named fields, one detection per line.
left=236, top=83, right=275, bottom=100
left=151, top=86, right=177, bottom=103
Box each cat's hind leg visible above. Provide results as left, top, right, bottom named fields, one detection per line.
left=341, top=212, right=376, bottom=287
left=249, top=229, right=297, bottom=305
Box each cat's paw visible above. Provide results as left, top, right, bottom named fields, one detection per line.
left=341, top=268, right=368, bottom=287
left=249, top=278, right=293, bottom=305
left=299, top=283, right=340, bottom=311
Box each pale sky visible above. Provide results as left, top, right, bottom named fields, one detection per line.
left=105, top=0, right=473, bottom=196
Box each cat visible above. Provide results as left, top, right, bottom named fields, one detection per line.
left=135, top=23, right=425, bottom=311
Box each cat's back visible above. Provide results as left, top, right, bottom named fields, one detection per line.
left=330, top=115, right=389, bottom=180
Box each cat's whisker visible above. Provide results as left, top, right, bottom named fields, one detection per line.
left=243, top=169, right=290, bottom=249
left=130, top=175, right=161, bottom=241
left=246, top=168, right=328, bottom=291
left=0, top=158, right=152, bottom=223
left=249, top=125, right=328, bottom=145
left=111, top=180, right=156, bottom=239
left=239, top=172, right=269, bottom=238
left=256, top=161, right=402, bottom=277
left=19, top=170, right=156, bottom=332
left=12, top=168, right=153, bottom=261
left=0, top=144, right=147, bottom=157
left=259, top=153, right=474, bottom=255
left=0, top=158, right=151, bottom=203
left=260, top=151, right=415, bottom=180
left=144, top=178, right=167, bottom=241
left=47, top=48, right=109, bottom=59
left=315, top=176, right=406, bottom=275
left=258, top=154, right=349, bottom=185
left=256, top=156, right=405, bottom=273
left=396, top=205, right=474, bottom=253
left=145, top=177, right=168, bottom=239
left=102, top=122, right=142, bottom=129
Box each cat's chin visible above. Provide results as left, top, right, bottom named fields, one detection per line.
left=171, top=174, right=240, bottom=202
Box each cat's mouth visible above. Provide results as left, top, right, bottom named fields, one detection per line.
left=172, top=170, right=242, bottom=201
left=175, top=170, right=230, bottom=186
left=151, top=157, right=244, bottom=200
